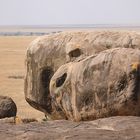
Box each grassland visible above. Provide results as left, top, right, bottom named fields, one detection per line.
left=0, top=36, right=44, bottom=119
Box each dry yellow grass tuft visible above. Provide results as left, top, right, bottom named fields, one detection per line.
left=14, top=116, right=23, bottom=124
left=131, top=62, right=140, bottom=71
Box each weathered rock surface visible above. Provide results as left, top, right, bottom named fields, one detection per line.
left=25, top=31, right=140, bottom=117
left=0, top=116, right=140, bottom=140
left=50, top=48, right=140, bottom=121
left=0, top=96, right=17, bottom=119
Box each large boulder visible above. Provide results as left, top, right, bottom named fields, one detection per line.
left=50, top=48, right=140, bottom=121
left=25, top=31, right=140, bottom=117
left=0, top=96, right=17, bottom=119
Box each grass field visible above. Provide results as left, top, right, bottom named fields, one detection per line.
left=0, top=36, right=44, bottom=119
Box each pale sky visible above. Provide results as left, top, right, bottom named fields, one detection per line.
left=0, top=0, right=140, bottom=25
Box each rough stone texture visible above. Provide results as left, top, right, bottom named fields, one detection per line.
left=50, top=48, right=140, bottom=121
left=0, top=116, right=140, bottom=140
left=0, top=117, right=38, bottom=124
left=25, top=31, right=140, bottom=117
left=0, top=96, right=17, bottom=119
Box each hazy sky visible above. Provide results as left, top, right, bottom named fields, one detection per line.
left=0, top=0, right=140, bottom=25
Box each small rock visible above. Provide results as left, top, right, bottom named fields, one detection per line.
left=0, top=96, right=17, bottom=119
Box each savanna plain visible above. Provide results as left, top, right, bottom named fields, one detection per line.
left=0, top=36, right=44, bottom=119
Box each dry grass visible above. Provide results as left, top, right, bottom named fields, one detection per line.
left=0, top=36, right=44, bottom=119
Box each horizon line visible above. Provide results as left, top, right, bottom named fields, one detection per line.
left=0, top=24, right=140, bottom=28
